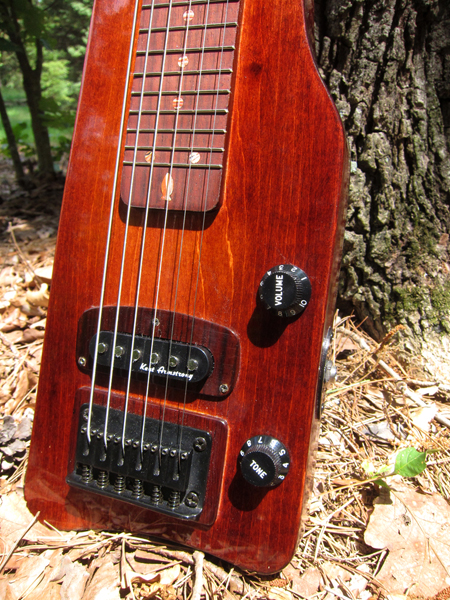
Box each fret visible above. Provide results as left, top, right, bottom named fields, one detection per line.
left=123, top=161, right=223, bottom=169
left=124, top=145, right=225, bottom=152
left=130, top=89, right=230, bottom=97
left=142, top=0, right=239, bottom=7
left=138, top=46, right=235, bottom=56
left=128, top=108, right=228, bottom=115
left=133, top=69, right=233, bottom=77
left=141, top=22, right=238, bottom=34
left=126, top=128, right=227, bottom=134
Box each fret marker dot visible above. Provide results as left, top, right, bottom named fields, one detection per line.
left=189, top=152, right=200, bottom=164
left=144, top=151, right=152, bottom=163
left=173, top=97, right=184, bottom=109
left=178, top=55, right=189, bottom=68
left=183, top=10, right=194, bottom=22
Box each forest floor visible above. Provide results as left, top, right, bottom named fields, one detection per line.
left=0, top=157, right=450, bottom=600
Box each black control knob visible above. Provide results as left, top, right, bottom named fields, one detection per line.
left=259, top=264, right=311, bottom=317
left=239, top=436, right=290, bottom=487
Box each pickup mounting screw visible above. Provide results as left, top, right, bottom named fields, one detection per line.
left=185, top=492, right=199, bottom=508
left=115, top=346, right=125, bottom=358
left=78, top=356, right=87, bottom=367
left=194, top=437, right=207, bottom=452
left=187, top=359, right=198, bottom=371
left=168, top=355, right=179, bottom=368
left=219, top=383, right=229, bottom=394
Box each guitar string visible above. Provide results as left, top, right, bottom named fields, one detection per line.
left=86, top=0, right=141, bottom=447
left=124, top=0, right=196, bottom=466
left=153, top=0, right=215, bottom=473
left=142, top=0, right=234, bottom=469
left=119, top=0, right=158, bottom=461
left=99, top=1, right=162, bottom=452
left=135, top=0, right=179, bottom=465
left=176, top=0, right=232, bottom=458
left=152, top=0, right=196, bottom=466
left=136, top=0, right=231, bottom=474
left=100, top=0, right=174, bottom=455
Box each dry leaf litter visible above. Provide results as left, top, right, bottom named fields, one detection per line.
left=0, top=157, right=449, bottom=600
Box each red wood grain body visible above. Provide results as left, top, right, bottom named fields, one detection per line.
left=25, top=0, right=348, bottom=573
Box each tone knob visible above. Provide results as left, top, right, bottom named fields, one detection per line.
left=239, top=436, right=290, bottom=487
left=259, top=264, right=311, bottom=317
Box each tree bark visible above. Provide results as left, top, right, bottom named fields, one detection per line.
left=0, top=84, right=26, bottom=185
left=315, top=0, right=450, bottom=341
left=0, top=0, right=54, bottom=175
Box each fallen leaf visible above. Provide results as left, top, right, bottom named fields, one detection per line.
left=59, top=557, right=90, bottom=600
left=0, top=491, right=56, bottom=545
left=19, top=328, right=45, bottom=343
left=284, top=565, right=321, bottom=597
left=7, top=555, right=49, bottom=599
left=266, top=587, right=292, bottom=600
left=82, top=561, right=121, bottom=600
left=321, top=561, right=351, bottom=582
left=364, top=487, right=450, bottom=596
left=410, top=405, right=438, bottom=432
left=2, top=330, right=23, bottom=344
left=34, top=266, right=53, bottom=284
left=13, top=369, right=30, bottom=403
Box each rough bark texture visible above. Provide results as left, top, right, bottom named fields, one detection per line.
left=315, top=0, right=450, bottom=342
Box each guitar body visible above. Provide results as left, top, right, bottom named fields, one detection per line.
left=25, top=0, right=348, bottom=573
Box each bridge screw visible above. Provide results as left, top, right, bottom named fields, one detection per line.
left=193, top=437, right=207, bottom=452
left=185, top=492, right=199, bottom=508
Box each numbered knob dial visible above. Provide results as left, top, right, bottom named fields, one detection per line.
left=239, top=436, right=291, bottom=487
left=259, top=264, right=311, bottom=317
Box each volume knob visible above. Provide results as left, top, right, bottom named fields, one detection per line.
left=239, top=436, right=290, bottom=487
left=259, top=264, right=311, bottom=317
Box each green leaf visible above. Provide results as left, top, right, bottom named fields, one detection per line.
left=0, top=38, right=19, bottom=52
left=373, top=478, right=391, bottom=489
left=394, top=448, right=427, bottom=478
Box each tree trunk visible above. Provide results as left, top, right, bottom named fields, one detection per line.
left=0, top=84, right=26, bottom=185
left=314, top=0, right=450, bottom=342
left=15, top=37, right=55, bottom=175
left=0, top=0, right=54, bottom=175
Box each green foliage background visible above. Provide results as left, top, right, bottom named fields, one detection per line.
left=0, top=0, right=92, bottom=169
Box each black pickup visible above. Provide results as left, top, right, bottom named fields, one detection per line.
left=89, top=331, right=214, bottom=384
